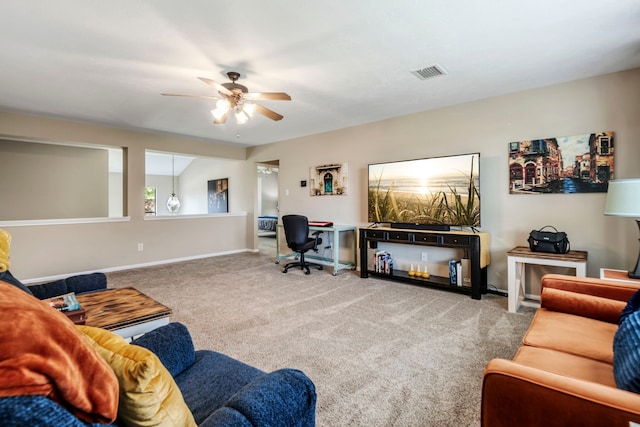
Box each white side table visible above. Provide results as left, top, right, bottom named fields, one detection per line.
left=507, top=246, right=588, bottom=313
left=600, top=268, right=640, bottom=285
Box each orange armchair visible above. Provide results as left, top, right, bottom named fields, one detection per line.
left=482, top=274, right=640, bottom=427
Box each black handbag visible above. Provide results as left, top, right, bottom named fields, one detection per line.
left=527, top=225, right=570, bottom=254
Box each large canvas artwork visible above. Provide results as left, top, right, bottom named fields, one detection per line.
left=208, top=178, right=228, bottom=213
left=508, top=131, right=614, bottom=194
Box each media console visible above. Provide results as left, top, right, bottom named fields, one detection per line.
left=359, top=227, right=490, bottom=300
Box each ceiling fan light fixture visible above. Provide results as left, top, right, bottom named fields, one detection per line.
left=235, top=109, right=249, bottom=125
left=216, top=98, right=230, bottom=111
left=163, top=71, right=290, bottom=125
left=211, top=108, right=226, bottom=120
left=242, top=101, right=256, bottom=117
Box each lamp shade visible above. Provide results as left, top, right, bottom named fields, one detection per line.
left=604, top=179, right=640, bottom=217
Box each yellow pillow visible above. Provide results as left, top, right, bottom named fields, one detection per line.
left=77, top=325, right=196, bottom=427
left=0, top=228, right=11, bottom=272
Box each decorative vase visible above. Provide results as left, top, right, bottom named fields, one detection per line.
left=408, top=264, right=416, bottom=276
left=415, top=264, right=423, bottom=278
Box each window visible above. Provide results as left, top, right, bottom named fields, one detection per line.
left=599, top=136, right=610, bottom=155
left=145, top=150, right=245, bottom=216
left=144, top=187, right=157, bottom=216
left=0, top=138, right=124, bottom=221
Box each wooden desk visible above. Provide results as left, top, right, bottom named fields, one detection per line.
left=77, top=287, right=172, bottom=339
left=507, top=246, right=588, bottom=313
left=276, top=224, right=357, bottom=275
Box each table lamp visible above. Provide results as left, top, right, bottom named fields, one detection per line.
left=604, top=178, right=640, bottom=278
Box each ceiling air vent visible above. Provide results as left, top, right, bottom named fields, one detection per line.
left=410, top=65, right=447, bottom=80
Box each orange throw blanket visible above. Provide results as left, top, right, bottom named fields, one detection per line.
left=0, top=281, right=118, bottom=423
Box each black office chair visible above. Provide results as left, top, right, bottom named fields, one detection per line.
left=282, top=215, right=323, bottom=275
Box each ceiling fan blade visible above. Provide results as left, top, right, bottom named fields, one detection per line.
left=198, top=77, right=234, bottom=96
left=213, top=109, right=231, bottom=124
left=255, top=104, right=284, bottom=121
left=161, top=93, right=220, bottom=100
left=245, top=92, right=291, bottom=101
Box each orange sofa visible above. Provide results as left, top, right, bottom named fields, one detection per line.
left=482, top=274, right=640, bottom=427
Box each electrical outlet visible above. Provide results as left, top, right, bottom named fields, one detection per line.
left=137, top=243, right=144, bottom=251
left=421, top=252, right=428, bottom=262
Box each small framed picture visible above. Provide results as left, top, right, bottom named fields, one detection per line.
left=300, top=180, right=307, bottom=187
left=207, top=178, right=229, bottom=213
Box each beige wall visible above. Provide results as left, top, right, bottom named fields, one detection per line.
left=259, top=170, right=279, bottom=217
left=177, top=157, right=247, bottom=215
left=0, top=112, right=253, bottom=280
left=248, top=68, right=640, bottom=291
left=2, top=68, right=639, bottom=291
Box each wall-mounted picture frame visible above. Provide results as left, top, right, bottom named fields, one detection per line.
left=309, top=162, right=348, bottom=196
left=508, top=131, right=614, bottom=194
left=208, top=178, right=229, bottom=213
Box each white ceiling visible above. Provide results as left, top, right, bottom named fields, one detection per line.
left=144, top=151, right=194, bottom=176
left=1, top=1, right=639, bottom=148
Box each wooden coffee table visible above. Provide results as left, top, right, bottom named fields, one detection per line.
left=76, top=287, right=172, bottom=339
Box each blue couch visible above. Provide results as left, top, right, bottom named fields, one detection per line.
left=0, top=272, right=317, bottom=426
left=0, top=270, right=108, bottom=299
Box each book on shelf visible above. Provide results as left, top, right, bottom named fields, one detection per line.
left=448, top=260, right=458, bottom=285
left=367, top=248, right=377, bottom=271
left=46, top=292, right=81, bottom=312
left=449, top=259, right=472, bottom=287
left=461, top=258, right=472, bottom=287
left=374, top=250, right=393, bottom=274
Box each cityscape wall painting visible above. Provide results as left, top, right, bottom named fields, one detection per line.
left=508, top=131, right=614, bottom=194
left=207, top=178, right=229, bottom=213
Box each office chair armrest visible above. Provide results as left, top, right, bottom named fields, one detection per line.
left=311, top=231, right=323, bottom=252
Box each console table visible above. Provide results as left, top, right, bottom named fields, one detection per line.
left=359, top=227, right=490, bottom=299
left=276, top=224, right=357, bottom=275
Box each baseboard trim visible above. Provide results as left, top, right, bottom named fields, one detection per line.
left=22, top=248, right=253, bottom=284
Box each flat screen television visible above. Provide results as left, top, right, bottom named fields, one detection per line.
left=367, top=152, right=480, bottom=229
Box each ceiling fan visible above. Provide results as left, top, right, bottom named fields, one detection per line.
left=162, top=71, right=291, bottom=124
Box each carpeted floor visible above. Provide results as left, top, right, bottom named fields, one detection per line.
left=105, top=237, right=534, bottom=426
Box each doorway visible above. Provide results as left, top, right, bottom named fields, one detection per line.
left=257, top=161, right=279, bottom=255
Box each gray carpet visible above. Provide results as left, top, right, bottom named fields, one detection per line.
left=105, top=238, right=534, bottom=426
